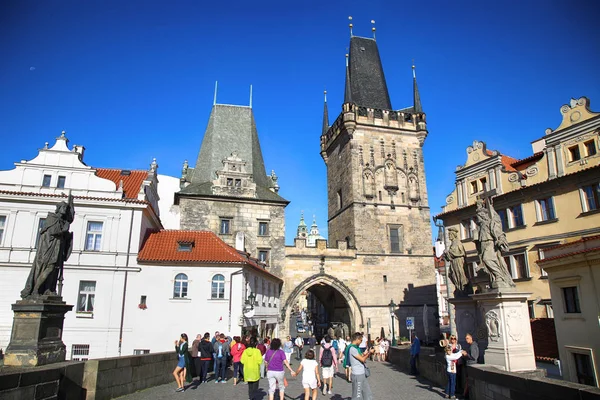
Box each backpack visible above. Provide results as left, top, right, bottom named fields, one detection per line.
left=217, top=343, right=223, bottom=358
left=321, top=345, right=334, bottom=367
left=332, top=340, right=339, bottom=351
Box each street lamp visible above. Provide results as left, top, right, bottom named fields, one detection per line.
left=388, top=299, right=397, bottom=346
left=245, top=292, right=256, bottom=310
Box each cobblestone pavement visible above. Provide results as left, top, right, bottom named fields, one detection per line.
left=117, top=360, right=447, bottom=400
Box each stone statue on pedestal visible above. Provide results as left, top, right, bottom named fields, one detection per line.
left=473, top=199, right=515, bottom=289
left=444, top=227, right=469, bottom=296
left=21, top=194, right=74, bottom=299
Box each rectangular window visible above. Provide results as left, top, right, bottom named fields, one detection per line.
left=177, top=242, right=193, bottom=252
left=57, top=175, right=66, bottom=189
left=134, top=349, right=150, bottom=355
left=537, top=197, right=556, bottom=221
left=337, top=190, right=343, bottom=209
left=235, top=179, right=241, bottom=187
left=258, top=249, right=270, bottom=265
left=227, top=178, right=233, bottom=186
left=497, top=209, right=509, bottom=231
left=0, top=215, right=6, bottom=245
left=509, top=205, right=524, bottom=227
left=480, top=177, right=487, bottom=192
left=465, top=262, right=477, bottom=279
left=268, top=283, right=272, bottom=307
left=562, top=286, right=580, bottom=313
left=461, top=219, right=473, bottom=240
left=35, top=218, right=47, bottom=248
left=582, top=184, right=600, bottom=212
left=527, top=300, right=535, bottom=319
left=470, top=181, right=478, bottom=194
left=77, top=281, right=96, bottom=313
left=220, top=218, right=231, bottom=234
left=573, top=353, right=595, bottom=386
left=503, top=253, right=529, bottom=279
left=389, top=226, right=403, bottom=253
left=85, top=221, right=103, bottom=251
left=584, top=140, right=597, bottom=157
left=383, top=275, right=388, bottom=283
left=262, top=280, right=266, bottom=306
left=569, top=145, right=581, bottom=162
left=42, top=174, right=51, bottom=187
left=71, top=344, right=90, bottom=361
left=258, top=221, right=269, bottom=236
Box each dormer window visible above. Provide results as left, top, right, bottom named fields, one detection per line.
left=177, top=241, right=194, bottom=252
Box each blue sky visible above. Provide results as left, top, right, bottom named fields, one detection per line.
left=1, top=0, right=599, bottom=244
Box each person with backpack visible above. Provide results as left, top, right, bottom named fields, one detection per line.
left=213, top=333, right=230, bottom=383
left=319, top=335, right=337, bottom=395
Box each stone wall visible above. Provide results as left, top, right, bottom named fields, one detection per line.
left=0, top=360, right=86, bottom=400
left=82, top=351, right=174, bottom=400
left=387, top=346, right=600, bottom=400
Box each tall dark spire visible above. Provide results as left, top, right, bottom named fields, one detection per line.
left=344, top=53, right=352, bottom=104
left=344, top=36, right=392, bottom=110
left=322, top=90, right=329, bottom=134
left=412, top=63, right=423, bottom=113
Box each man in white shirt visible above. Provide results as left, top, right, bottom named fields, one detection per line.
left=294, top=336, right=304, bottom=360
left=359, top=332, right=368, bottom=352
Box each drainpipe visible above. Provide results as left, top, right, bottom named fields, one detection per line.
left=228, top=269, right=244, bottom=333
left=118, top=208, right=135, bottom=356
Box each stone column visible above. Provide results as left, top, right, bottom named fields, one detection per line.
left=470, top=291, right=535, bottom=372
left=3, top=296, right=73, bottom=367
left=547, top=146, right=557, bottom=179
left=555, top=144, right=565, bottom=177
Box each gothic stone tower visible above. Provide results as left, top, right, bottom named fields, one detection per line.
left=319, top=35, right=437, bottom=338
left=177, top=104, right=289, bottom=275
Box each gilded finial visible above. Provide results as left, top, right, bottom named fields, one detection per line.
left=348, top=16, right=353, bottom=37
left=371, top=19, right=376, bottom=40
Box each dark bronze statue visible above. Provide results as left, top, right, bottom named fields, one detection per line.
left=21, top=194, right=74, bottom=299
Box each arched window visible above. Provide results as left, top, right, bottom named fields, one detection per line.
left=211, top=274, right=225, bottom=299
left=173, top=273, right=188, bottom=298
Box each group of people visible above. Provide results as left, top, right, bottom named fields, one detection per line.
left=172, top=331, right=378, bottom=400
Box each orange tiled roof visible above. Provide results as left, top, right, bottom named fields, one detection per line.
left=500, top=155, right=518, bottom=172
left=95, top=168, right=148, bottom=199
left=510, top=152, right=544, bottom=170
left=138, top=230, right=282, bottom=281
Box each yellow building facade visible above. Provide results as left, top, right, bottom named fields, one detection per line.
left=435, top=97, right=600, bottom=318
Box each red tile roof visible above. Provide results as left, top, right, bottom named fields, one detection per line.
left=510, top=152, right=544, bottom=169
left=500, top=155, right=518, bottom=172
left=95, top=168, right=148, bottom=199
left=137, top=230, right=283, bottom=281
left=530, top=318, right=559, bottom=361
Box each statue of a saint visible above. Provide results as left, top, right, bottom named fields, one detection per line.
left=21, top=194, right=75, bottom=299
left=473, top=200, right=515, bottom=288
left=443, top=227, right=469, bottom=295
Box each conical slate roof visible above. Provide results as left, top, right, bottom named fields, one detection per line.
left=182, top=104, right=287, bottom=203
left=344, top=36, right=392, bottom=110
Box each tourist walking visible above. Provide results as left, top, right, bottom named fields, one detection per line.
left=308, top=334, right=316, bottom=352
left=191, top=334, right=202, bottom=380
left=241, top=337, right=263, bottom=400
left=211, top=331, right=220, bottom=378
left=284, top=336, right=294, bottom=364
left=295, top=349, right=321, bottom=400
left=348, top=332, right=374, bottom=400
left=198, top=332, right=213, bottom=383
left=295, top=335, right=304, bottom=360
left=337, top=335, right=347, bottom=365
left=257, top=338, right=268, bottom=378
left=230, top=336, right=246, bottom=385
left=264, top=338, right=296, bottom=400
left=359, top=332, right=368, bottom=353
left=462, top=333, right=480, bottom=398
left=319, top=336, right=337, bottom=395
left=410, top=331, right=421, bottom=375
left=173, top=333, right=192, bottom=392
left=382, top=337, right=390, bottom=361
left=213, top=333, right=230, bottom=383
left=445, top=345, right=467, bottom=399
left=343, top=338, right=352, bottom=382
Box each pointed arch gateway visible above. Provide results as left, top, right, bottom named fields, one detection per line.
left=282, top=273, right=364, bottom=336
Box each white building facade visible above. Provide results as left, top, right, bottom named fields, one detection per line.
left=0, top=131, right=282, bottom=360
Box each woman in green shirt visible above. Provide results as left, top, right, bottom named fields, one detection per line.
left=241, top=337, right=264, bottom=400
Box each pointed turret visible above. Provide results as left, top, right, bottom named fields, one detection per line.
left=322, top=91, right=329, bottom=135
left=296, top=211, right=308, bottom=239
left=412, top=64, right=423, bottom=113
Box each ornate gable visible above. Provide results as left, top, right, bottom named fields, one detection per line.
left=549, top=97, right=600, bottom=133
left=211, top=152, right=257, bottom=198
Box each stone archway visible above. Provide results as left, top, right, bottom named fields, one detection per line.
left=280, top=273, right=363, bottom=338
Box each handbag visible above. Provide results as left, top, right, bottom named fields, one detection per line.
left=365, top=365, right=371, bottom=378
left=265, top=349, right=278, bottom=371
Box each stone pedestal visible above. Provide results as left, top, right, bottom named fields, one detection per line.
left=3, top=296, right=73, bottom=367
left=449, top=296, right=482, bottom=350
left=471, top=290, right=535, bottom=372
